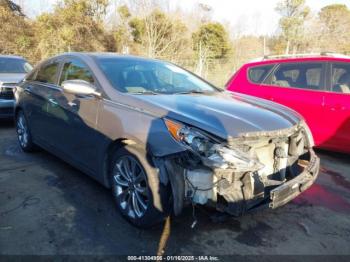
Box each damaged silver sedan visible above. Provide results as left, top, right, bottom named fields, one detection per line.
left=14, top=53, right=320, bottom=227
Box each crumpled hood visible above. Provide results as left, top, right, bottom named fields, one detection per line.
left=0, top=73, right=26, bottom=84
left=131, top=91, right=302, bottom=139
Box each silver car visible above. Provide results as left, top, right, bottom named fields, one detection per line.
left=0, top=55, right=32, bottom=118
left=15, top=53, right=320, bottom=228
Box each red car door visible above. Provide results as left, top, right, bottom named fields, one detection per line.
left=321, top=63, right=350, bottom=152
left=261, top=62, right=327, bottom=146
left=230, top=64, right=277, bottom=101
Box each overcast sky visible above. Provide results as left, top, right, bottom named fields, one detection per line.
left=17, top=0, right=350, bottom=35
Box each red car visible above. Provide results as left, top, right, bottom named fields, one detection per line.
left=226, top=53, right=350, bottom=153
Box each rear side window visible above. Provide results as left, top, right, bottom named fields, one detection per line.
left=35, top=62, right=59, bottom=84
left=59, top=59, right=94, bottom=85
left=248, top=65, right=274, bottom=84
left=331, top=63, right=350, bottom=94
left=271, top=63, right=324, bottom=91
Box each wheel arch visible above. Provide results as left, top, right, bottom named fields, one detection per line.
left=102, top=138, right=149, bottom=188
left=14, top=106, right=22, bottom=118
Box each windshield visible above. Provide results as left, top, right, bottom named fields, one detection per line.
left=97, top=57, right=217, bottom=94
left=0, top=58, right=33, bottom=74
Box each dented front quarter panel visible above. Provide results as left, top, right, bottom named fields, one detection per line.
left=97, top=99, right=186, bottom=157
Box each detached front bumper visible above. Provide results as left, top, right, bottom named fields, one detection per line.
left=218, top=149, right=320, bottom=215
left=181, top=148, right=320, bottom=216
left=269, top=149, right=320, bottom=209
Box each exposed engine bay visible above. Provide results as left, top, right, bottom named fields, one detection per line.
left=157, top=119, right=320, bottom=216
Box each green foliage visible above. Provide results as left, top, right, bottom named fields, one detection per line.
left=0, top=0, right=24, bottom=16
left=2, top=0, right=350, bottom=86
left=0, top=1, right=36, bottom=61
left=317, top=4, right=350, bottom=54
left=192, top=22, right=231, bottom=59
left=129, top=17, right=145, bottom=44
left=34, top=0, right=114, bottom=59
left=118, top=5, right=131, bottom=20
left=129, top=10, right=188, bottom=59
left=319, top=4, right=350, bottom=32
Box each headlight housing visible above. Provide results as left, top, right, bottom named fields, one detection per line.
left=164, top=118, right=264, bottom=172
left=301, top=120, right=314, bottom=147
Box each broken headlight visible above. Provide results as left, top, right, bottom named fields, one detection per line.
left=164, top=118, right=264, bottom=171
left=164, top=118, right=212, bottom=153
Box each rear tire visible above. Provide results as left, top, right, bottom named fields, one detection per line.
left=110, top=145, right=171, bottom=228
left=16, top=110, right=36, bottom=152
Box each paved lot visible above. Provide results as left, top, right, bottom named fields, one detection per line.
left=1, top=120, right=350, bottom=256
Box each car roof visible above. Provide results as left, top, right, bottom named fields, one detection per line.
left=245, top=53, right=350, bottom=67
left=51, top=52, right=162, bottom=63
left=0, top=54, right=25, bottom=60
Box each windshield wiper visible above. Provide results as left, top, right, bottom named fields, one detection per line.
left=174, top=90, right=207, bottom=95
left=131, top=90, right=158, bottom=95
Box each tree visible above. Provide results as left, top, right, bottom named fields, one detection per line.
left=129, top=10, right=188, bottom=60
left=318, top=4, right=350, bottom=53
left=114, top=5, right=132, bottom=53
left=0, top=0, right=24, bottom=16
left=192, top=22, right=231, bottom=76
left=34, top=0, right=114, bottom=59
left=276, top=0, right=310, bottom=54
left=0, top=0, right=36, bottom=61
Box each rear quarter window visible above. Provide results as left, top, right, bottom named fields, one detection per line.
left=248, top=65, right=274, bottom=84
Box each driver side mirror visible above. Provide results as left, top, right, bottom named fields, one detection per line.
left=61, top=80, right=101, bottom=97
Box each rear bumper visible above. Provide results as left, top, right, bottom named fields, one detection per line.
left=269, top=149, right=320, bottom=209
left=0, top=99, right=15, bottom=118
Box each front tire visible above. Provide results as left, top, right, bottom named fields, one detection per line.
left=110, top=145, right=171, bottom=228
left=16, top=110, right=35, bottom=152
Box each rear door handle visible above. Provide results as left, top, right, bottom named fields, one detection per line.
left=331, top=104, right=346, bottom=111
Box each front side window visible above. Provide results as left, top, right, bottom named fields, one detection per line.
left=248, top=65, right=274, bottom=84
left=60, top=59, right=94, bottom=85
left=26, top=69, right=37, bottom=81
left=35, top=62, right=59, bottom=84
left=0, top=58, right=32, bottom=74
left=270, top=63, right=323, bottom=91
left=96, top=58, right=217, bottom=94
left=331, top=63, right=350, bottom=94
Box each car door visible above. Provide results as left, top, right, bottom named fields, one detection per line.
left=321, top=62, right=350, bottom=152
left=53, top=57, right=103, bottom=173
left=23, top=59, right=61, bottom=145
left=262, top=62, right=327, bottom=146
left=231, top=64, right=276, bottom=100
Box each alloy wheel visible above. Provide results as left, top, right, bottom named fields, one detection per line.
left=17, top=113, right=29, bottom=148
left=113, top=155, right=149, bottom=218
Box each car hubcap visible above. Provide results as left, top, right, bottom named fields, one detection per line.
left=113, top=156, right=149, bottom=218
left=17, top=114, right=28, bottom=148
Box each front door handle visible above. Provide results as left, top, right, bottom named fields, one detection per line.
left=48, top=98, right=58, bottom=106
left=24, top=86, right=33, bottom=93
